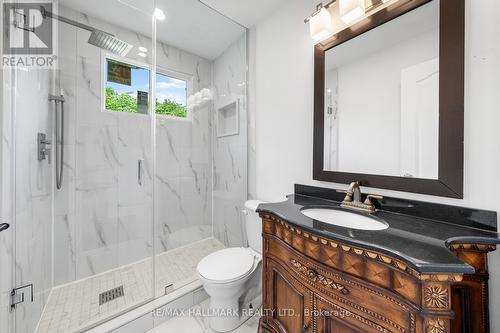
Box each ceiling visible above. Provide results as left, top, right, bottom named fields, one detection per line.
left=60, top=0, right=246, bottom=59
left=199, top=0, right=286, bottom=28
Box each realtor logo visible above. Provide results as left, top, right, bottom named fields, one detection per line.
left=2, top=1, right=55, bottom=68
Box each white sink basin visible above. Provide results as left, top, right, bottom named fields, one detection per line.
left=301, top=208, right=389, bottom=231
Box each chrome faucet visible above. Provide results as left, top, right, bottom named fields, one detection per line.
left=337, top=181, right=383, bottom=213
left=348, top=181, right=362, bottom=203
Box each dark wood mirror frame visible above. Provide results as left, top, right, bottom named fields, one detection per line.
left=313, top=0, right=464, bottom=198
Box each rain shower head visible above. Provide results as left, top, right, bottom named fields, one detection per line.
left=41, top=6, right=133, bottom=56
left=88, top=30, right=132, bottom=57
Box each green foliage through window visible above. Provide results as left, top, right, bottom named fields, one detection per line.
left=105, top=87, right=137, bottom=113
left=155, top=98, right=187, bottom=117
left=105, top=86, right=187, bottom=117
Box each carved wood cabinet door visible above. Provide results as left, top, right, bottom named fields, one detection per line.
left=265, top=258, right=314, bottom=333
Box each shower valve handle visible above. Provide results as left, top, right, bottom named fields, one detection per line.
left=37, top=132, right=52, bottom=164
left=43, top=148, right=51, bottom=164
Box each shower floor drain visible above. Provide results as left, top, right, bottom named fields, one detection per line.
left=99, top=286, right=124, bottom=305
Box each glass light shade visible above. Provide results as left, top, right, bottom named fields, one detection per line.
left=309, top=7, right=334, bottom=42
left=339, top=0, right=365, bottom=24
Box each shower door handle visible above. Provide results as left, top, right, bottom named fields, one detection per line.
left=138, top=159, right=144, bottom=186
left=0, top=223, right=10, bottom=233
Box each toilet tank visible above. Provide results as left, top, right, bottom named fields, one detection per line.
left=244, top=200, right=266, bottom=254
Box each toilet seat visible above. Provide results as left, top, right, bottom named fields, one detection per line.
left=197, top=248, right=257, bottom=284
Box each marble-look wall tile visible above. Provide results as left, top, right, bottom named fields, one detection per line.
left=118, top=203, right=154, bottom=266
left=155, top=114, right=213, bottom=252
left=212, top=34, right=248, bottom=248
left=53, top=213, right=77, bottom=285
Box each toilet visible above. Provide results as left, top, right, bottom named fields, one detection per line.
left=197, top=200, right=265, bottom=332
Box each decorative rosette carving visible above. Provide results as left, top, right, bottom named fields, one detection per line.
left=424, top=286, right=449, bottom=309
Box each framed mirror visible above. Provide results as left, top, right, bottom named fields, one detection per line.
left=313, top=0, right=464, bottom=198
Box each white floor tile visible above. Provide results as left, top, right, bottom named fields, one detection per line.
left=37, top=238, right=224, bottom=333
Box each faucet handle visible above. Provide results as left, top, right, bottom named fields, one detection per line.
left=364, top=194, right=383, bottom=205
left=336, top=189, right=353, bottom=202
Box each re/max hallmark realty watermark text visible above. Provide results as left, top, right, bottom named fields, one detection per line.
left=152, top=307, right=352, bottom=319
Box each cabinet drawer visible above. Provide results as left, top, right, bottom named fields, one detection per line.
left=315, top=294, right=393, bottom=333
left=267, top=237, right=416, bottom=333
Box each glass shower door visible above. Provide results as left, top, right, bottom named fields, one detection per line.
left=8, top=1, right=157, bottom=332
left=11, top=60, right=55, bottom=333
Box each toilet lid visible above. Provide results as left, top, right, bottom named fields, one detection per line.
left=197, top=248, right=255, bottom=282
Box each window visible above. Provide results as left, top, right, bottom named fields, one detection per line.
left=105, top=58, right=150, bottom=114
left=104, top=57, right=189, bottom=119
left=155, top=72, right=188, bottom=118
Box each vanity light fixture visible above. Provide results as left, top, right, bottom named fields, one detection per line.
left=339, top=0, right=365, bottom=24
left=138, top=46, right=148, bottom=52
left=304, top=1, right=336, bottom=42
left=138, top=52, right=147, bottom=57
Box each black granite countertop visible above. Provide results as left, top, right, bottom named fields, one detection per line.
left=257, top=186, right=500, bottom=274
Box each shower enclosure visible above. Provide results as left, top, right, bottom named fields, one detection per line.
left=0, top=0, right=248, bottom=332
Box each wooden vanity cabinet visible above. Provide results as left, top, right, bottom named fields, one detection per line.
left=258, top=214, right=496, bottom=333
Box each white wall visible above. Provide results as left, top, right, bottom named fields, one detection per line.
left=253, top=0, right=500, bottom=330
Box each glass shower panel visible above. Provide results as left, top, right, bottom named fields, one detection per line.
left=10, top=0, right=156, bottom=332
left=212, top=32, right=249, bottom=249
left=153, top=0, right=247, bottom=297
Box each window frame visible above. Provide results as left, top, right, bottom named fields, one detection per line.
left=101, top=53, right=194, bottom=121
